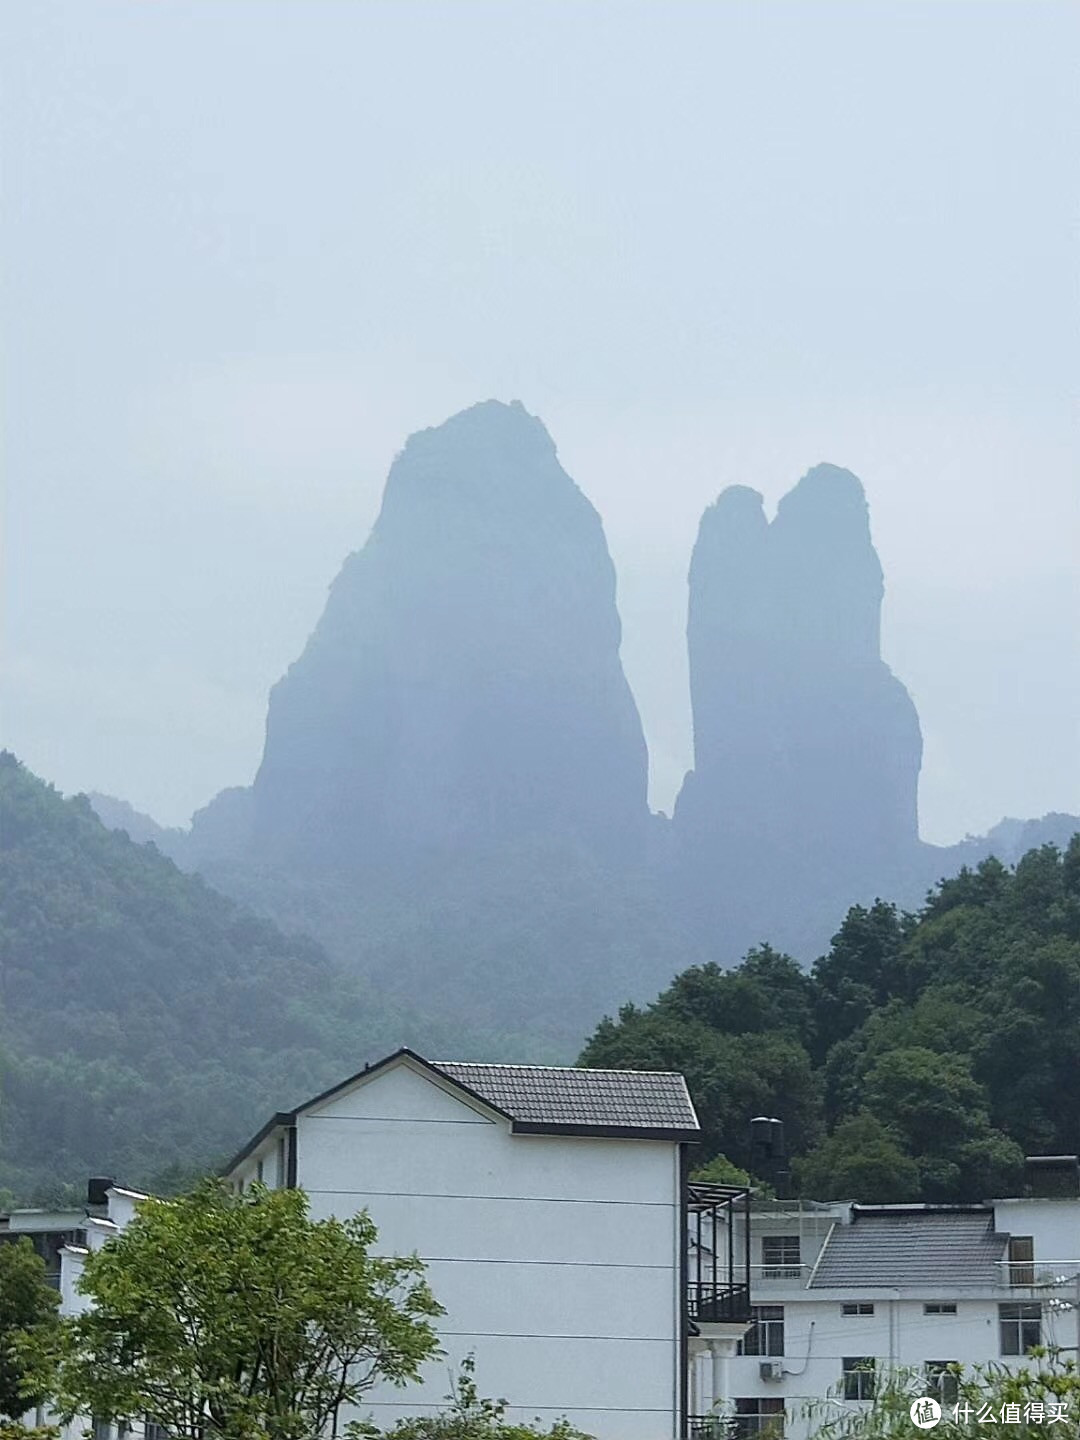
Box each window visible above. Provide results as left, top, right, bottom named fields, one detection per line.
left=1000, top=1302, right=1042, bottom=1355
left=92, top=1420, right=111, bottom=1440
left=276, top=1134, right=287, bottom=1187
left=256, top=1157, right=265, bottom=1183
left=144, top=1422, right=170, bottom=1440
left=762, top=1235, right=801, bottom=1279
left=842, top=1357, right=876, bottom=1401
left=925, top=1361, right=960, bottom=1405
left=924, top=1302, right=958, bottom=1315
left=738, top=1305, right=785, bottom=1356
left=732, top=1398, right=785, bottom=1437
left=841, top=1302, right=875, bottom=1316
left=1008, top=1236, right=1035, bottom=1287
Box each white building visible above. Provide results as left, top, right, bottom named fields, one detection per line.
left=224, top=1046, right=710, bottom=1439
left=1, top=1181, right=149, bottom=1436
left=709, top=1160, right=1080, bottom=1439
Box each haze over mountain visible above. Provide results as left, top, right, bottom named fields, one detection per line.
left=244, top=399, right=649, bottom=870
left=88, top=400, right=1078, bottom=1009
left=674, top=465, right=926, bottom=949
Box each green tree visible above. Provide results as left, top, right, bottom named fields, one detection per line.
left=803, top=1354, right=1080, bottom=1437
left=810, top=902, right=914, bottom=1058
left=794, top=1113, right=920, bottom=1202
left=21, top=1180, right=442, bottom=1440
left=0, top=1238, right=60, bottom=1418
left=690, top=1154, right=753, bottom=1188
left=860, top=1047, right=1023, bottom=1200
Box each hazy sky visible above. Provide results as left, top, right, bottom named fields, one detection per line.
left=3, top=1, right=1078, bottom=845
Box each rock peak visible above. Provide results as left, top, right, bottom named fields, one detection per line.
left=250, top=402, right=648, bottom=868
left=675, top=462, right=922, bottom=951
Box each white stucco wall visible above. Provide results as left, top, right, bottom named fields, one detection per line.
left=294, top=1057, right=684, bottom=1440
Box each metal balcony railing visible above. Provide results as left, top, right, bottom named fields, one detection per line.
left=688, top=1280, right=753, bottom=1325
left=993, top=1260, right=1080, bottom=1290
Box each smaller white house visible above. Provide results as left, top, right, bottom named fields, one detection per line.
left=224, top=1046, right=706, bottom=1440
left=709, top=1156, right=1080, bottom=1439
left=0, top=1181, right=149, bottom=1438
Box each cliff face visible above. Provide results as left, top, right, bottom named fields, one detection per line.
left=675, top=465, right=924, bottom=946
left=249, top=400, right=649, bottom=868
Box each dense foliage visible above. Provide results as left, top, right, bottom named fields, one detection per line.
left=801, top=1354, right=1080, bottom=1438
left=582, top=838, right=1080, bottom=1201
left=20, top=1180, right=442, bottom=1438
left=0, top=755, right=493, bottom=1201
left=0, top=1238, right=60, bottom=1417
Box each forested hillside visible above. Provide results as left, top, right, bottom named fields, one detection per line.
left=0, top=754, right=501, bottom=1202
left=582, top=837, right=1080, bottom=1201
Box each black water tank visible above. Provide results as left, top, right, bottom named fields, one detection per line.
left=750, top=1116, right=786, bottom=1163
left=87, top=1177, right=115, bottom=1208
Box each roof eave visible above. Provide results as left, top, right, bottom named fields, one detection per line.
left=511, top=1120, right=700, bottom=1142
left=220, top=1111, right=295, bottom=1178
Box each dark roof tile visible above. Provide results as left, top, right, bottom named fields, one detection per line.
left=810, top=1209, right=1008, bottom=1288
left=434, top=1061, right=699, bottom=1136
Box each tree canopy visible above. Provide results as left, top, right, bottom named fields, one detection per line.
left=0, top=1238, right=60, bottom=1418
left=20, top=1180, right=442, bottom=1440
left=582, top=839, right=1080, bottom=1201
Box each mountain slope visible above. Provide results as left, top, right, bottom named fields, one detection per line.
left=0, top=753, right=497, bottom=1200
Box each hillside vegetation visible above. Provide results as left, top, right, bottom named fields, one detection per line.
left=0, top=754, right=495, bottom=1201
left=582, top=837, right=1080, bottom=1201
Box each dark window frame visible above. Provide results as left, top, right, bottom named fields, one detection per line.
left=762, top=1234, right=801, bottom=1279
left=738, top=1305, right=785, bottom=1357
left=999, top=1302, right=1042, bottom=1356
left=732, top=1397, right=785, bottom=1438
left=925, top=1361, right=960, bottom=1405
left=842, top=1357, right=876, bottom=1401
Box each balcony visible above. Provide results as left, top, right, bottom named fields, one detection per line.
left=688, top=1181, right=752, bottom=1328
left=993, top=1259, right=1080, bottom=1293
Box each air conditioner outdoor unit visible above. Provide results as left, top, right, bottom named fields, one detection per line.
left=759, top=1361, right=784, bottom=1382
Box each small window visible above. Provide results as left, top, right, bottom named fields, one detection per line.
left=924, top=1302, right=958, bottom=1315
left=841, top=1302, right=875, bottom=1316
left=925, top=1361, right=959, bottom=1405
left=1008, top=1235, right=1035, bottom=1287
left=842, top=1357, right=876, bottom=1401
left=276, top=1134, right=287, bottom=1187
left=256, top=1158, right=265, bottom=1183
left=92, top=1420, right=111, bottom=1440
left=145, top=1421, right=170, bottom=1440
left=1000, top=1302, right=1041, bottom=1355
left=762, top=1235, right=801, bottom=1279
left=732, top=1397, right=785, bottom=1437
left=738, top=1305, right=785, bottom=1356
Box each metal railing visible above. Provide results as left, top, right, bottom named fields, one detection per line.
left=993, top=1260, right=1080, bottom=1290
left=688, top=1280, right=752, bottom=1324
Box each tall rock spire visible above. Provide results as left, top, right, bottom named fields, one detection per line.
left=249, top=400, right=649, bottom=867
left=675, top=463, right=923, bottom=948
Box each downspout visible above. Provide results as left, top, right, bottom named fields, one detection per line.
left=680, top=1144, right=691, bottom=1439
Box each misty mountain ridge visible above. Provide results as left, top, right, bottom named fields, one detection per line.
left=81, top=399, right=1076, bottom=1038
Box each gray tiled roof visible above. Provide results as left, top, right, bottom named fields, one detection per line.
left=433, top=1061, right=700, bottom=1136
left=810, top=1209, right=1008, bottom=1288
